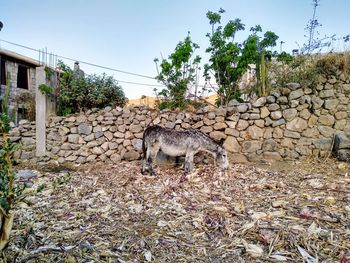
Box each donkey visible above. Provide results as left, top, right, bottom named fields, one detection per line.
left=141, top=125, right=229, bottom=177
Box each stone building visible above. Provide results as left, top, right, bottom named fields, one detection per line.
left=0, top=49, right=57, bottom=123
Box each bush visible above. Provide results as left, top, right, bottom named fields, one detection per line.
left=271, top=55, right=319, bottom=88
left=57, top=61, right=127, bottom=115
left=270, top=52, right=350, bottom=91
left=316, top=52, right=350, bottom=75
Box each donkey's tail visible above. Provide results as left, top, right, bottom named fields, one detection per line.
left=142, top=135, right=146, bottom=158
left=142, top=127, right=149, bottom=159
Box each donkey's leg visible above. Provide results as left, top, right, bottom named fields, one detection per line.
left=148, top=144, right=160, bottom=176
left=184, top=152, right=194, bottom=176
left=175, top=156, right=182, bottom=167
left=141, top=145, right=150, bottom=175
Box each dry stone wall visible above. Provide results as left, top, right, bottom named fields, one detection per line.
left=10, top=74, right=350, bottom=165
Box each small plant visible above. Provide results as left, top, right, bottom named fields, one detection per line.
left=38, top=83, right=56, bottom=103
left=44, top=66, right=53, bottom=79
left=38, top=84, right=54, bottom=96
left=0, top=73, right=24, bottom=252
left=36, top=183, right=46, bottom=193
left=52, top=173, right=72, bottom=189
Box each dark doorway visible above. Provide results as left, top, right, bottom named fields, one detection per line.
left=17, top=65, right=28, bottom=89
left=1, top=59, right=6, bottom=85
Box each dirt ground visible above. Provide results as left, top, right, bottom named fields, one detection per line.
left=4, top=157, right=350, bottom=262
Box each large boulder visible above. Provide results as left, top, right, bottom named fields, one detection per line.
left=334, top=133, right=350, bottom=151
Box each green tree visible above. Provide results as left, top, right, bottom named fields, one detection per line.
left=204, top=10, right=280, bottom=102
left=154, top=34, right=201, bottom=110
left=204, top=9, right=249, bottom=106
left=85, top=73, right=127, bottom=109
left=56, top=61, right=127, bottom=115
left=277, top=51, right=294, bottom=64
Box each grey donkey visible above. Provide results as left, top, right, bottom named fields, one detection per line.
left=141, top=125, right=230, bottom=177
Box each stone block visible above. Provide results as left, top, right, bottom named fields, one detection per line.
left=236, top=120, right=249, bottom=131
left=223, top=136, right=241, bottom=153
left=334, top=132, right=350, bottom=150
left=78, top=123, right=92, bottom=135
left=252, top=97, right=266, bottom=107
left=241, top=141, right=262, bottom=153
left=209, top=131, right=227, bottom=141
left=124, top=150, right=140, bottom=161
left=313, top=138, right=333, bottom=150
left=319, top=115, right=335, bottom=126
left=286, top=117, right=308, bottom=132
left=289, top=89, right=304, bottom=100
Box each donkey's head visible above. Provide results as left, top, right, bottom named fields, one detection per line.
left=216, top=147, right=230, bottom=171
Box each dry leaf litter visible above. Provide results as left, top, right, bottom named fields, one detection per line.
left=3, top=159, right=350, bottom=262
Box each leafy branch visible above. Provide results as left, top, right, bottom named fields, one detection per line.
left=154, top=33, right=201, bottom=109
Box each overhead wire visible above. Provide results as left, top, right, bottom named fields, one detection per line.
left=0, top=38, right=217, bottom=89
left=0, top=39, right=163, bottom=87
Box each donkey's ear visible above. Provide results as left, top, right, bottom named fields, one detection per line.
left=219, top=138, right=225, bottom=146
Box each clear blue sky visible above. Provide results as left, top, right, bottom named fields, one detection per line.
left=0, top=0, right=349, bottom=99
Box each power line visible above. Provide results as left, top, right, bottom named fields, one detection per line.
left=0, top=39, right=216, bottom=89
left=0, top=39, right=156, bottom=80
left=116, top=80, right=164, bottom=87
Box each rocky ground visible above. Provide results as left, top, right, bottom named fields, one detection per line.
left=3, top=158, right=350, bottom=262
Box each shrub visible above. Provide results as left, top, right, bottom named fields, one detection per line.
left=316, top=52, right=350, bottom=75
left=270, top=52, right=350, bottom=89
left=56, top=61, right=127, bottom=115
left=270, top=55, right=319, bottom=88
